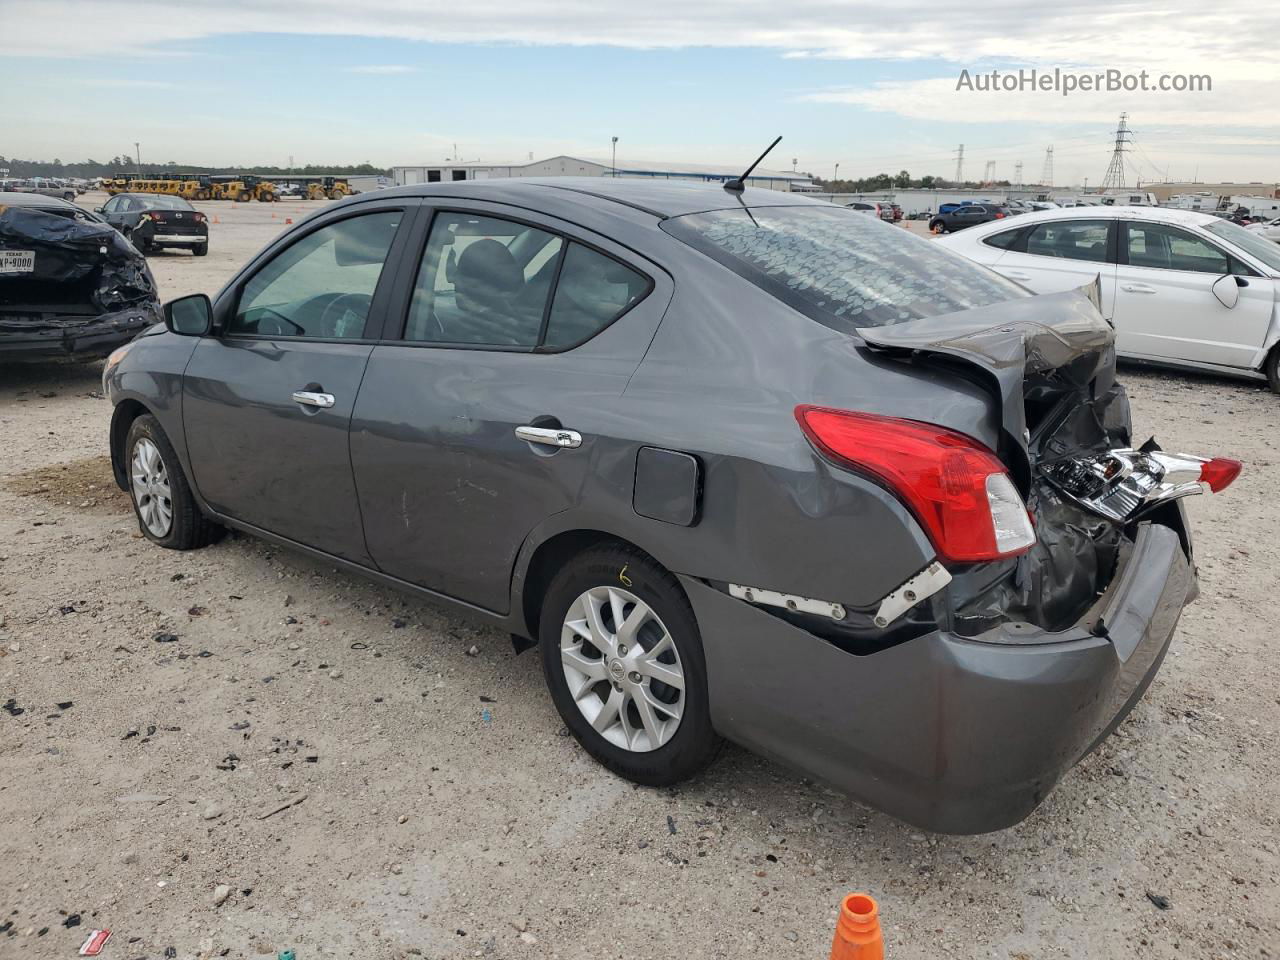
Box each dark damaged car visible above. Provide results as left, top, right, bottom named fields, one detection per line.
left=102, top=180, right=1240, bottom=833
left=97, top=193, right=209, bottom=256
left=1, top=193, right=160, bottom=360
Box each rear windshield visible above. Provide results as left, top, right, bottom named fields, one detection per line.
left=138, top=195, right=194, bottom=211
left=662, top=205, right=1026, bottom=329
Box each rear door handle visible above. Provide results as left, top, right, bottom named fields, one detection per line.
left=515, top=425, right=582, bottom=448
left=1121, top=283, right=1157, bottom=294
left=292, top=390, right=335, bottom=408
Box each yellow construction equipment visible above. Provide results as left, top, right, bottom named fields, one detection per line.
left=206, top=176, right=277, bottom=202
left=305, top=177, right=351, bottom=200
left=210, top=180, right=254, bottom=202
left=103, top=171, right=347, bottom=202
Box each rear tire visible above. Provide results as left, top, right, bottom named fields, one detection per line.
left=539, top=544, right=721, bottom=787
left=192, top=242, right=208, bottom=257
left=125, top=414, right=220, bottom=550
left=1266, top=346, right=1280, bottom=394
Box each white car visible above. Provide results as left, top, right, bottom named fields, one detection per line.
left=1246, top=217, right=1280, bottom=242
left=936, top=206, right=1280, bottom=391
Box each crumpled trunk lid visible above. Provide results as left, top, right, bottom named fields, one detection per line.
left=857, top=282, right=1185, bottom=633
left=857, top=282, right=1118, bottom=490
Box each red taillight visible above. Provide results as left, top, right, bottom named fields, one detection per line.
left=1199, top=457, right=1242, bottom=493
left=193, top=212, right=206, bottom=223
left=147, top=211, right=163, bottom=221
left=994, top=212, right=1006, bottom=218
left=794, top=405, right=1036, bottom=564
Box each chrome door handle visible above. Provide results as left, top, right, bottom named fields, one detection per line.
left=1121, top=283, right=1156, bottom=294
left=1002, top=271, right=1031, bottom=281
left=515, top=425, right=582, bottom=448
left=292, top=390, right=335, bottom=408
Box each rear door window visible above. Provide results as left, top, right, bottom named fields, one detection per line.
left=982, top=227, right=1023, bottom=250
left=663, top=205, right=1025, bottom=329
left=543, top=243, right=649, bottom=350
left=405, top=211, right=650, bottom=349
left=406, top=212, right=562, bottom=347
left=1024, top=220, right=1109, bottom=262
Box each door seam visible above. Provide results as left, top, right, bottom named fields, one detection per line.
left=347, top=344, right=382, bottom=572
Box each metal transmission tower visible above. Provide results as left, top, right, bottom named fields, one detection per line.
left=982, top=160, right=996, bottom=182
left=1040, top=146, right=1054, bottom=186
left=1100, top=114, right=1132, bottom=190
left=1014, top=160, right=1023, bottom=186
left=954, top=144, right=965, bottom=183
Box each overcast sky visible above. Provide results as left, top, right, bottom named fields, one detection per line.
left=3, top=0, right=1278, bottom=186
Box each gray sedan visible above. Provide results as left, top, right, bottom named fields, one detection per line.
left=102, top=179, right=1239, bottom=833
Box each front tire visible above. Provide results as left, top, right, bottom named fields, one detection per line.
left=929, top=219, right=947, bottom=234
left=1265, top=346, right=1280, bottom=394
left=539, top=545, right=721, bottom=786
left=125, top=414, right=219, bottom=550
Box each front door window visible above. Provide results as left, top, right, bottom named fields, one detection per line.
left=231, top=212, right=402, bottom=339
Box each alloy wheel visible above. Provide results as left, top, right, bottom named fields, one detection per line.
left=560, top=585, right=685, bottom=752
left=130, top=437, right=173, bottom=537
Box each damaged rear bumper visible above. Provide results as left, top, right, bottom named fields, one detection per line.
left=684, top=507, right=1195, bottom=834
left=0, top=307, right=158, bottom=360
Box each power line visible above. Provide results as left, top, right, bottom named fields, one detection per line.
left=1130, top=138, right=1169, bottom=182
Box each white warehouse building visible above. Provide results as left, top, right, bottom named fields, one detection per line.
left=391, top=155, right=813, bottom=192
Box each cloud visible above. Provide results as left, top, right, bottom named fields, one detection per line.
left=342, top=64, right=418, bottom=74
left=7, top=1, right=1277, bottom=126
left=4, top=0, right=1277, bottom=67
left=5, top=0, right=1279, bottom=182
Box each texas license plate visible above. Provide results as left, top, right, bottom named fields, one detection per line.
left=0, top=249, right=35, bottom=274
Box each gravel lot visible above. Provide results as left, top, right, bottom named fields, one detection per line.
left=1, top=193, right=1277, bottom=960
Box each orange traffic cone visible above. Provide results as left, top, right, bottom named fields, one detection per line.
left=830, top=893, right=884, bottom=960
left=212, top=215, right=220, bottom=224
left=284, top=217, right=293, bottom=224
left=271, top=212, right=277, bottom=219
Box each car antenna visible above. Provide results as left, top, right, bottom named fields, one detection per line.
left=724, top=136, right=782, bottom=193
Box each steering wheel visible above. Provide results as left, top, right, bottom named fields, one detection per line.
left=252, top=306, right=305, bottom=337
left=317, top=292, right=373, bottom=337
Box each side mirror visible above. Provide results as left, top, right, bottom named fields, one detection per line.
left=94, top=206, right=104, bottom=213
left=1211, top=274, right=1240, bottom=310
left=164, top=293, right=213, bottom=336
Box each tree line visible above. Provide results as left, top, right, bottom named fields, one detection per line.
left=813, top=170, right=1020, bottom=192
left=0, top=156, right=391, bottom=179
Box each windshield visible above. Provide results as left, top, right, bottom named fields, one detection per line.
left=1204, top=219, right=1280, bottom=273
left=138, top=195, right=194, bottom=211
left=663, top=205, right=1027, bottom=329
